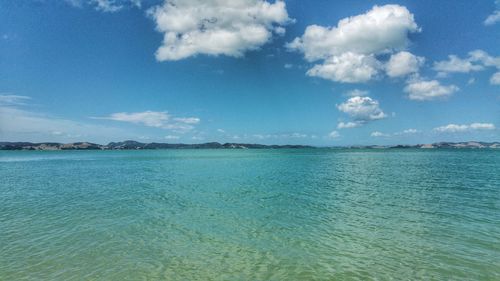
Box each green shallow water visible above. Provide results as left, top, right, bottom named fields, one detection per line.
left=1, top=149, right=499, bottom=280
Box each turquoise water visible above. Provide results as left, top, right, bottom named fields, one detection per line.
left=1, top=149, right=499, bottom=280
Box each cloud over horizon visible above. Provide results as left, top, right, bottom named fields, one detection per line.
left=94, top=110, right=200, bottom=133
left=434, top=123, right=496, bottom=133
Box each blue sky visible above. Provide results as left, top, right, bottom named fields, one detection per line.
left=0, top=0, right=499, bottom=145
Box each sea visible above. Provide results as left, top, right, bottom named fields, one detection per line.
left=1, top=149, right=499, bottom=280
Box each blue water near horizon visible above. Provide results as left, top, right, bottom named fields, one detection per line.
left=1, top=149, right=499, bottom=280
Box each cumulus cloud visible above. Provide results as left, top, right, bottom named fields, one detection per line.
left=386, top=51, right=425, bottom=77
left=433, top=55, right=484, bottom=74
left=287, top=5, right=420, bottom=60
left=433, top=50, right=500, bottom=81
left=94, top=111, right=200, bottom=132
left=491, top=72, right=500, bottom=85
left=468, top=50, right=500, bottom=68
left=306, top=52, right=380, bottom=83
left=434, top=123, right=496, bottom=133
left=287, top=4, right=420, bottom=83
left=148, top=0, right=291, bottom=61
left=404, top=79, right=459, bottom=101
left=164, top=135, right=180, bottom=140
left=337, top=96, right=386, bottom=127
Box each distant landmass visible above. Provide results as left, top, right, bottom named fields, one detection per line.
left=0, top=140, right=499, bottom=150
left=0, top=140, right=313, bottom=150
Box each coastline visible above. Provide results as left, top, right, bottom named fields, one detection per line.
left=1, top=140, right=499, bottom=150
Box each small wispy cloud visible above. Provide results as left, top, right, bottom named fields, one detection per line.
left=93, top=111, right=200, bottom=133
left=327, top=131, right=340, bottom=139
left=0, top=95, right=129, bottom=142
left=344, top=89, right=369, bottom=97
left=371, top=131, right=390, bottom=137
left=65, top=0, right=140, bottom=13
left=0, top=94, right=31, bottom=105
left=434, top=123, right=496, bottom=133
left=484, top=1, right=500, bottom=26
left=371, top=128, right=420, bottom=138
left=337, top=121, right=362, bottom=129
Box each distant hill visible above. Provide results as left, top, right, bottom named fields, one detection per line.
left=0, top=141, right=314, bottom=150
left=1, top=141, right=499, bottom=150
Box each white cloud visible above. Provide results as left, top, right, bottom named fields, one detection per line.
left=490, top=72, right=500, bottom=85
left=433, top=50, right=500, bottom=80
left=93, top=0, right=123, bottom=12
left=164, top=135, right=180, bottom=140
left=94, top=111, right=200, bottom=132
left=370, top=128, right=420, bottom=137
left=287, top=5, right=419, bottom=60
left=238, top=132, right=315, bottom=140
left=66, top=0, right=139, bottom=12
left=0, top=99, right=128, bottom=142
left=371, top=131, right=390, bottom=137
left=434, top=123, right=496, bottom=133
left=468, top=50, right=500, bottom=68
left=344, top=89, right=369, bottom=97
left=328, top=131, right=340, bottom=138
left=306, top=52, right=380, bottom=83
left=433, top=55, right=484, bottom=74
left=173, top=117, right=200, bottom=124
left=216, top=128, right=225, bottom=133
left=337, top=96, right=386, bottom=123
left=337, top=121, right=362, bottom=129
left=97, top=111, right=169, bottom=127
left=386, top=51, right=425, bottom=77
left=470, top=123, right=496, bottom=130
left=148, top=0, right=291, bottom=61
left=485, top=10, right=500, bottom=25
left=404, top=79, right=459, bottom=101
left=65, top=0, right=84, bottom=7
left=402, top=128, right=419, bottom=134
left=392, top=128, right=420, bottom=136
left=0, top=94, right=31, bottom=105
left=287, top=5, right=420, bottom=83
